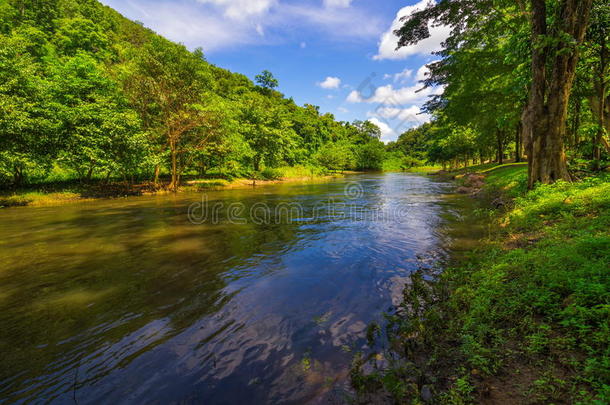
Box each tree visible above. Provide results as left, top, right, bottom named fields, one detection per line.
left=0, top=31, right=60, bottom=185
left=521, top=0, right=594, bottom=187
left=53, top=17, right=110, bottom=58
left=395, top=0, right=595, bottom=187
left=585, top=1, right=610, bottom=163
left=315, top=141, right=355, bottom=171
left=356, top=140, right=385, bottom=171
left=124, top=37, right=217, bottom=190
left=239, top=91, right=297, bottom=173
left=52, top=53, right=145, bottom=181
left=255, top=69, right=279, bottom=90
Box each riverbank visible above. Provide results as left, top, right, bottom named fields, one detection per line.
left=351, top=164, right=610, bottom=404
left=0, top=172, right=348, bottom=208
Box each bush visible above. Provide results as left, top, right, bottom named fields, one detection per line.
left=259, top=167, right=283, bottom=180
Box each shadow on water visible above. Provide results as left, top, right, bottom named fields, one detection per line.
left=0, top=173, right=483, bottom=404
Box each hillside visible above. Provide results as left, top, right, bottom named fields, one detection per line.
left=0, top=0, right=387, bottom=195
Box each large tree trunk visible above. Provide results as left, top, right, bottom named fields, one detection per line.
left=13, top=165, right=23, bottom=187
left=515, top=122, right=522, bottom=163
left=523, top=0, right=593, bottom=189
left=497, top=130, right=504, bottom=165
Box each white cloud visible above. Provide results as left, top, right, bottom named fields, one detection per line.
left=347, top=84, right=438, bottom=105
left=368, top=118, right=396, bottom=143
left=197, top=0, right=277, bottom=20
left=101, top=0, right=383, bottom=53
left=318, top=76, right=342, bottom=89
left=338, top=107, right=349, bottom=113
left=415, top=63, right=434, bottom=82
left=346, top=90, right=364, bottom=103
left=369, top=106, right=431, bottom=125
left=275, top=4, right=383, bottom=40
left=390, top=68, right=413, bottom=84
left=374, top=0, right=451, bottom=61
left=346, top=62, right=442, bottom=105
left=255, top=23, right=265, bottom=36
left=323, top=0, right=353, bottom=8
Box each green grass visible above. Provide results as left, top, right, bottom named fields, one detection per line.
left=403, top=165, right=443, bottom=173
left=483, top=163, right=529, bottom=197
left=452, top=171, right=610, bottom=403
left=351, top=166, right=610, bottom=404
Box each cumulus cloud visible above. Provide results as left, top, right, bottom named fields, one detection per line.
left=374, top=0, right=450, bottom=61
left=368, top=118, right=397, bottom=143
left=318, top=76, right=342, bottom=89
left=346, top=62, right=442, bottom=106
left=347, top=84, right=438, bottom=105
left=338, top=107, right=349, bottom=113
left=346, top=90, right=364, bottom=103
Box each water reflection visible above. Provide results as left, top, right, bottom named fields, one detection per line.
left=0, top=173, right=471, bottom=404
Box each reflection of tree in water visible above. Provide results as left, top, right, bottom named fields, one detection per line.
left=0, top=196, right=306, bottom=402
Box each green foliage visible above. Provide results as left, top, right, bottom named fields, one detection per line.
left=356, top=140, right=385, bottom=171
left=0, top=0, right=397, bottom=191
left=314, top=141, right=355, bottom=171
left=54, top=17, right=109, bottom=57
left=254, top=69, right=279, bottom=90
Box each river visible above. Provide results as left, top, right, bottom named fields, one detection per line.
left=0, top=173, right=479, bottom=404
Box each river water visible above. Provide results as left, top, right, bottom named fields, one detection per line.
left=0, top=173, right=479, bottom=404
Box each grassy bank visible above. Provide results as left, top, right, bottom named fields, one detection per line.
left=0, top=165, right=340, bottom=208
left=351, top=165, right=610, bottom=404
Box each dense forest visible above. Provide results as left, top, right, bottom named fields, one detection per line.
left=0, top=0, right=390, bottom=191
left=2, top=0, right=608, bottom=194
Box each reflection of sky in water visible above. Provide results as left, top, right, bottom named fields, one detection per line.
left=0, top=173, right=466, bottom=404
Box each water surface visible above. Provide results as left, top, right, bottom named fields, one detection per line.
left=0, top=173, right=474, bottom=403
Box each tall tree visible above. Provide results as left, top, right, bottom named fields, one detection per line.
left=255, top=70, right=279, bottom=90
left=521, top=0, right=594, bottom=187
left=395, top=0, right=595, bottom=187
left=124, top=37, right=216, bottom=190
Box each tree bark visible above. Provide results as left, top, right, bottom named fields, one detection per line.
left=572, top=96, right=581, bottom=147
left=169, top=139, right=178, bottom=192
left=522, top=0, right=593, bottom=189
left=515, top=122, right=522, bottom=163
left=497, top=131, right=504, bottom=165
left=13, top=165, right=23, bottom=187
left=86, top=165, right=95, bottom=182
left=593, top=35, right=607, bottom=163
left=153, top=164, right=160, bottom=185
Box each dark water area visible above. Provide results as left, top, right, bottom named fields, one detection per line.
left=0, top=173, right=483, bottom=404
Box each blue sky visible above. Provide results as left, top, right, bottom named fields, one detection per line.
left=99, top=0, right=448, bottom=142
